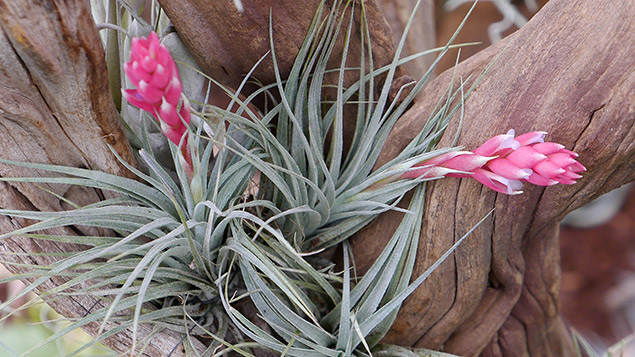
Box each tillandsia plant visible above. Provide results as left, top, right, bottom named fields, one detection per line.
left=0, top=0, right=585, bottom=356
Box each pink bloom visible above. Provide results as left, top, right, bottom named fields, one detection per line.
left=472, top=129, right=520, bottom=156
left=403, top=152, right=494, bottom=179
left=122, top=32, right=192, bottom=169
left=402, top=130, right=585, bottom=195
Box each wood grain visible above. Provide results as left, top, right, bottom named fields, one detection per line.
left=157, top=0, right=401, bottom=90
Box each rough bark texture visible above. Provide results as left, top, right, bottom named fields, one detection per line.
left=157, top=0, right=416, bottom=159
left=351, top=0, right=635, bottom=355
left=157, top=0, right=402, bottom=91
left=0, top=0, right=204, bottom=355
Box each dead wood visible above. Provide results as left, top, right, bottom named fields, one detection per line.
left=350, top=0, right=635, bottom=355
left=157, top=0, right=401, bottom=91
left=158, top=0, right=417, bottom=160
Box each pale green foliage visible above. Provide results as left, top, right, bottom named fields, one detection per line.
left=0, top=0, right=486, bottom=356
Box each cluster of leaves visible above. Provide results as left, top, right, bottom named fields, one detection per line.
left=0, top=0, right=487, bottom=356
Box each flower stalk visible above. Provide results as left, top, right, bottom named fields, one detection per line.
left=122, top=31, right=193, bottom=173
left=401, top=130, right=586, bottom=195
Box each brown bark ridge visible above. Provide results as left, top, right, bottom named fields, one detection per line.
left=0, top=0, right=203, bottom=355
left=351, top=0, right=635, bottom=355
left=157, top=0, right=402, bottom=91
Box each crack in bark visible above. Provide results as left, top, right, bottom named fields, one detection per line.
left=572, top=104, right=604, bottom=151
left=412, top=183, right=463, bottom=348
left=3, top=27, right=94, bottom=172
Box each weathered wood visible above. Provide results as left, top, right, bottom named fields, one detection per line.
left=351, top=0, right=635, bottom=355
left=0, top=0, right=204, bottom=355
left=157, top=0, right=401, bottom=91
left=158, top=0, right=414, bottom=158
left=376, top=0, right=436, bottom=78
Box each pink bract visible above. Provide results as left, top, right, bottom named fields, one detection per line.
left=400, top=130, right=585, bottom=195
left=122, top=31, right=191, bottom=151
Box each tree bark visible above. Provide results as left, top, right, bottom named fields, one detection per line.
left=0, top=0, right=204, bottom=355
left=376, top=0, right=436, bottom=78
left=351, top=0, right=634, bottom=355
left=157, top=0, right=402, bottom=91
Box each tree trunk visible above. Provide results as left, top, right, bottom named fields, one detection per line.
left=0, top=0, right=633, bottom=356
left=157, top=0, right=402, bottom=90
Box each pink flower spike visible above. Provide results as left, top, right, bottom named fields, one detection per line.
left=547, top=152, right=578, bottom=168
left=442, top=153, right=495, bottom=172
left=124, top=31, right=193, bottom=168
left=159, top=99, right=180, bottom=127
left=137, top=80, right=164, bottom=104
left=506, top=146, right=547, bottom=168
left=122, top=89, right=155, bottom=112
left=140, top=55, right=158, bottom=72
left=569, top=162, right=587, bottom=173
left=402, top=165, right=446, bottom=179
left=130, top=38, right=148, bottom=62
left=473, top=129, right=520, bottom=156
left=164, top=76, right=182, bottom=105
left=157, top=45, right=174, bottom=70
left=472, top=169, right=524, bottom=195
left=554, top=177, right=577, bottom=185
left=124, top=62, right=140, bottom=86
left=531, top=142, right=565, bottom=155
left=179, top=97, right=192, bottom=124
left=559, top=148, right=579, bottom=158
left=127, top=61, right=151, bottom=85
left=445, top=172, right=473, bottom=178
left=147, top=32, right=160, bottom=57
left=515, top=131, right=547, bottom=146
left=533, top=160, right=566, bottom=178
left=487, top=158, right=533, bottom=180
left=560, top=171, right=583, bottom=180
left=524, top=172, right=557, bottom=186
left=148, top=64, right=170, bottom=88
left=396, top=129, right=585, bottom=194
left=161, top=122, right=187, bottom=146
left=424, top=151, right=467, bottom=166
